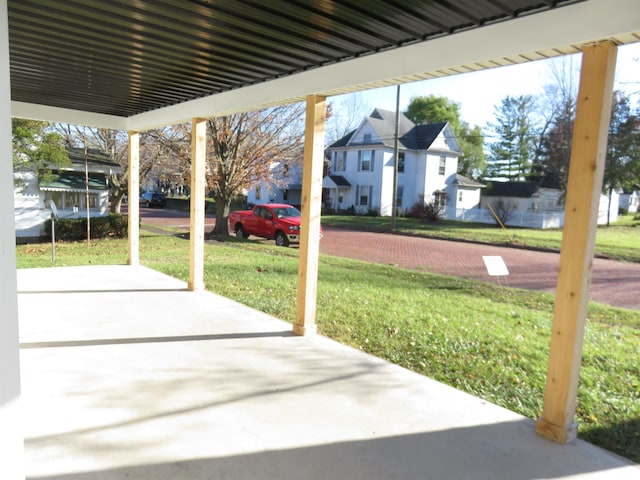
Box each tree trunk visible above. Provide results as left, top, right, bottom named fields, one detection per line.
left=110, top=189, right=126, bottom=214
left=606, top=186, right=613, bottom=226
left=212, top=197, right=230, bottom=237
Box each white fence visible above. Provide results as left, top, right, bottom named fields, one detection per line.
left=446, top=206, right=619, bottom=229
left=446, top=207, right=565, bottom=229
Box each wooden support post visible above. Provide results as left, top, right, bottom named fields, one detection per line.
left=536, top=41, right=617, bottom=444
left=294, top=95, right=326, bottom=336
left=127, top=131, right=140, bottom=266
left=189, top=118, right=207, bottom=291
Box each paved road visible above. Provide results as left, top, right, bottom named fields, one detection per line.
left=319, top=228, right=640, bottom=311
left=139, top=209, right=640, bottom=311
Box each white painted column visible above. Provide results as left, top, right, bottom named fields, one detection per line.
left=189, top=118, right=206, bottom=291
left=0, top=0, right=25, bottom=477
left=536, top=41, right=617, bottom=444
left=127, top=131, right=140, bottom=265
left=294, top=95, right=326, bottom=336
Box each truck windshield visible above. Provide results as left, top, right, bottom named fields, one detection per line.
left=272, top=207, right=301, bottom=219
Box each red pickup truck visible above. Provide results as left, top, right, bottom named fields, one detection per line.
left=228, top=203, right=314, bottom=247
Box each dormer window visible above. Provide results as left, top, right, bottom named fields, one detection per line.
left=363, top=133, right=372, bottom=144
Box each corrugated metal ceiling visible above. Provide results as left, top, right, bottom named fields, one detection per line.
left=6, top=0, right=628, bottom=118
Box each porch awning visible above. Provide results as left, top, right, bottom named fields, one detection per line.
left=40, top=172, right=108, bottom=193
left=323, top=175, right=351, bottom=189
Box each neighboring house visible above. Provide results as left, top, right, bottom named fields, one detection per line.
left=480, top=180, right=619, bottom=227
left=322, top=108, right=482, bottom=217
left=619, top=189, right=639, bottom=213
left=14, top=147, right=121, bottom=240
left=246, top=161, right=304, bottom=208
left=481, top=180, right=565, bottom=214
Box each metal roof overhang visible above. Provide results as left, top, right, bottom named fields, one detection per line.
left=8, top=0, right=640, bottom=132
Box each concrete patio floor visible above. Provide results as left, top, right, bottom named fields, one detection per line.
left=17, top=265, right=639, bottom=480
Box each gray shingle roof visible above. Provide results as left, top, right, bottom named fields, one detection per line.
left=454, top=174, right=485, bottom=188
left=329, top=108, right=458, bottom=152
left=484, top=181, right=541, bottom=197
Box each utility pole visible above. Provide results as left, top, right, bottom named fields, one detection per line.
left=391, top=85, right=401, bottom=231
left=84, top=127, right=91, bottom=246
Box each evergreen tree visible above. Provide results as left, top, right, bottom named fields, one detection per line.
left=486, top=95, right=536, bottom=181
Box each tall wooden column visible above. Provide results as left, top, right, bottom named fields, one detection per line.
left=536, top=41, right=617, bottom=443
left=294, top=95, right=326, bottom=336
left=127, top=131, right=140, bottom=265
left=189, top=118, right=207, bottom=291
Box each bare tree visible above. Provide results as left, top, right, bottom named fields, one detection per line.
left=164, top=103, right=307, bottom=237
left=53, top=124, right=167, bottom=213
left=326, top=93, right=370, bottom=144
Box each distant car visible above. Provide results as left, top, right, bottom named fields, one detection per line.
left=139, top=191, right=167, bottom=208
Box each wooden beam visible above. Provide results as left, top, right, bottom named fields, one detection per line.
left=536, top=41, right=617, bottom=444
left=127, top=131, right=140, bottom=266
left=294, top=95, right=326, bottom=336
left=189, top=118, right=207, bottom=291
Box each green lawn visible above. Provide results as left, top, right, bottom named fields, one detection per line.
left=15, top=230, right=640, bottom=462
left=321, top=213, right=640, bottom=263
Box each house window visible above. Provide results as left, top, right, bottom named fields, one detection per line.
left=434, top=191, right=447, bottom=207
left=396, top=185, right=404, bottom=207
left=356, top=185, right=372, bottom=207
left=335, top=151, right=346, bottom=171
left=282, top=163, right=289, bottom=178
left=364, top=133, right=372, bottom=144
left=255, top=185, right=261, bottom=200
left=439, top=156, right=446, bottom=175
left=45, top=191, right=98, bottom=210
left=458, top=191, right=463, bottom=202
left=46, top=191, right=64, bottom=209
left=283, top=189, right=288, bottom=201
left=358, top=150, right=374, bottom=171
left=397, top=152, right=405, bottom=173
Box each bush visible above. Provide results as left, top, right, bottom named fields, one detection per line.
left=109, top=214, right=128, bottom=238
left=45, top=214, right=128, bottom=241
left=409, top=200, right=442, bottom=223
left=366, top=207, right=379, bottom=217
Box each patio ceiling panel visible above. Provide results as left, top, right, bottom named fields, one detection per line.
left=9, top=0, right=599, bottom=120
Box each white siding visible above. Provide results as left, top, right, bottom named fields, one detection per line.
left=14, top=171, right=111, bottom=239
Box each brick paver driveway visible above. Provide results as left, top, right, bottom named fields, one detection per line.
left=140, top=209, right=640, bottom=311
left=319, top=228, right=640, bottom=311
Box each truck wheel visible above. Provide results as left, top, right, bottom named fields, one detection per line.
left=235, top=224, right=249, bottom=239
left=275, top=231, right=289, bottom=247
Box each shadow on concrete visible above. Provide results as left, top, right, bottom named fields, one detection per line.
left=20, top=330, right=294, bottom=349
left=28, top=420, right=637, bottom=480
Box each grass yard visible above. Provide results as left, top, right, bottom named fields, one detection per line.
left=15, top=230, right=640, bottom=462
left=321, top=213, right=640, bottom=263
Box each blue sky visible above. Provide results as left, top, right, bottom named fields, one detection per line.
left=329, top=43, right=640, bottom=130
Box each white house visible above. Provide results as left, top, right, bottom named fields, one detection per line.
left=246, top=160, right=304, bottom=208
left=619, top=189, right=639, bottom=213
left=480, top=180, right=619, bottom=227
left=14, top=148, right=121, bottom=240
left=322, top=108, right=483, bottom=217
